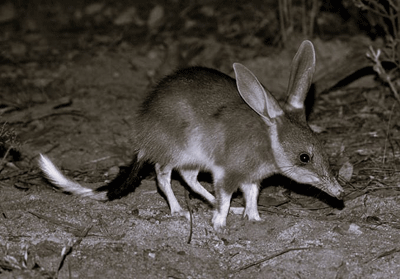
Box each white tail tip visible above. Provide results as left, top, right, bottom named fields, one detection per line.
left=38, top=154, right=107, bottom=200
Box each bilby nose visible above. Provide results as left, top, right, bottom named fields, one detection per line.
left=330, top=180, right=345, bottom=200
left=336, top=189, right=345, bottom=200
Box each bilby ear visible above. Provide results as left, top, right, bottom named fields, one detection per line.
left=285, top=40, right=316, bottom=117
left=233, top=63, right=284, bottom=125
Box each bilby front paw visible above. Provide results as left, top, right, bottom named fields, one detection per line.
left=212, top=211, right=227, bottom=232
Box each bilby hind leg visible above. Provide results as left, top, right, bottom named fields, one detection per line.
left=179, top=169, right=216, bottom=205
left=240, top=183, right=261, bottom=221
left=155, top=163, right=189, bottom=219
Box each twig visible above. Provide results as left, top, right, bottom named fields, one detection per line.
left=2, top=97, right=74, bottom=123
left=310, top=0, right=320, bottom=37
left=278, top=0, right=287, bottom=46
left=301, top=0, right=306, bottom=36
left=1, top=146, right=12, bottom=165
left=364, top=247, right=400, bottom=263
left=231, top=246, right=317, bottom=273
left=28, top=211, right=87, bottom=236
left=383, top=103, right=396, bottom=164
left=56, top=226, right=91, bottom=278
left=366, top=46, right=400, bottom=106
left=184, top=190, right=193, bottom=244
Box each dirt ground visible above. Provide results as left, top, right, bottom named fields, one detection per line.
left=1, top=1, right=400, bottom=278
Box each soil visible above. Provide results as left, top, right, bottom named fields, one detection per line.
left=1, top=1, right=400, bottom=279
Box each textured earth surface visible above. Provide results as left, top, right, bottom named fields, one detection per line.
left=1, top=1, right=400, bottom=278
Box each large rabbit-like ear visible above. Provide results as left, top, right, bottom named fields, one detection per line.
left=285, top=40, right=316, bottom=113
left=233, top=63, right=283, bottom=125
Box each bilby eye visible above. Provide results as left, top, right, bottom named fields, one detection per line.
left=299, top=153, right=311, bottom=164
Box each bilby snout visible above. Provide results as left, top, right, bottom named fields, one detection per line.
left=328, top=179, right=345, bottom=199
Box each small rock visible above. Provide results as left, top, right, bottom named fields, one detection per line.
left=348, top=223, right=363, bottom=235
left=148, top=252, right=156, bottom=259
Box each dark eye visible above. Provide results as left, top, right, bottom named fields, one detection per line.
left=299, top=153, right=311, bottom=164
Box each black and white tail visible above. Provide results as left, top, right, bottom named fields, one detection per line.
left=38, top=153, right=146, bottom=200
left=38, top=154, right=108, bottom=200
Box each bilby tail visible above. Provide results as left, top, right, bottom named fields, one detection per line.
left=38, top=153, right=147, bottom=201
left=100, top=154, right=147, bottom=200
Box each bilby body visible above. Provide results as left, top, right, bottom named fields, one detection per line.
left=39, top=40, right=344, bottom=230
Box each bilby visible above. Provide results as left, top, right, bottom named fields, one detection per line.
left=39, top=40, right=344, bottom=231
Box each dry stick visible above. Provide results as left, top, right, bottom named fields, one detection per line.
left=231, top=247, right=316, bottom=273
left=0, top=170, right=28, bottom=181
left=387, top=77, right=400, bottom=105
left=0, top=145, right=13, bottom=173
left=1, top=146, right=12, bottom=163
left=28, top=211, right=86, bottom=236
left=0, top=203, right=6, bottom=219
left=278, top=0, right=286, bottom=46
left=310, top=0, right=319, bottom=37
left=287, top=0, right=294, bottom=33
left=56, top=226, right=91, bottom=277
left=57, top=246, right=72, bottom=276
left=388, top=2, right=397, bottom=43
left=184, top=190, right=193, bottom=244
left=367, top=46, right=400, bottom=106
left=364, top=247, right=400, bottom=263
left=68, top=260, right=72, bottom=279
left=382, top=103, right=396, bottom=164
left=301, top=0, right=306, bottom=36
left=288, top=0, right=293, bottom=33
left=3, top=97, right=73, bottom=123
left=397, top=0, right=400, bottom=60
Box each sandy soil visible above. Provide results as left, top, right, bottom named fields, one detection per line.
left=1, top=2, right=400, bottom=278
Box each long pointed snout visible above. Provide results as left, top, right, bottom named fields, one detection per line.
left=327, top=179, right=345, bottom=200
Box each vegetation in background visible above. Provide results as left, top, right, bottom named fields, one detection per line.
left=352, top=0, right=400, bottom=104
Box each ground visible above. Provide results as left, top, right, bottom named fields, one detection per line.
left=1, top=1, right=400, bottom=278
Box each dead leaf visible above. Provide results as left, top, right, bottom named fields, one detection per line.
left=339, top=161, right=354, bottom=182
